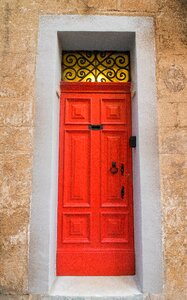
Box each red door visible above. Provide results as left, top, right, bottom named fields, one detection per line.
left=57, top=82, right=135, bottom=275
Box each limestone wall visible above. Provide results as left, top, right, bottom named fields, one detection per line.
left=0, top=1, right=186, bottom=299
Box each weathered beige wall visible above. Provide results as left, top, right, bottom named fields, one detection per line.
left=0, top=0, right=186, bottom=299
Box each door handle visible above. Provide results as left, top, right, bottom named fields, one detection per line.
left=120, top=163, right=124, bottom=175
left=110, top=162, right=118, bottom=175
left=121, top=186, right=125, bottom=199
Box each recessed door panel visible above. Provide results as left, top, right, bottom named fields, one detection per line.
left=101, top=130, right=128, bottom=207
left=57, top=84, right=134, bottom=276
left=63, top=130, right=90, bottom=207
left=101, top=97, right=127, bottom=124
left=62, top=213, right=91, bottom=243
left=65, top=98, right=91, bottom=124
left=101, top=213, right=129, bottom=243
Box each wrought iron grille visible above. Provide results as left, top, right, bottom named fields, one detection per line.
left=62, top=51, right=130, bottom=82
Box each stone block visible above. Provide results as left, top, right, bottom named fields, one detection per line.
left=1, top=7, right=39, bottom=32
left=17, top=29, right=37, bottom=53
left=0, top=102, right=33, bottom=126
left=0, top=243, right=28, bottom=293
left=163, top=230, right=187, bottom=300
left=0, top=52, right=36, bottom=79
left=37, top=0, right=117, bottom=13
left=0, top=76, right=35, bottom=99
left=159, top=128, right=187, bottom=154
left=93, top=0, right=118, bottom=10
left=157, top=102, right=178, bottom=127
left=0, top=127, right=33, bottom=154
left=160, top=154, right=186, bottom=207
left=0, top=212, right=28, bottom=250
left=0, top=181, right=31, bottom=216
left=0, top=89, right=18, bottom=99
left=118, top=0, right=158, bottom=12
left=178, top=102, right=187, bottom=127
left=0, top=0, right=38, bottom=10
left=160, top=152, right=187, bottom=298
left=0, top=153, right=32, bottom=214
left=0, top=29, right=37, bottom=54
left=156, top=4, right=186, bottom=56
left=0, top=8, right=4, bottom=28
left=157, top=55, right=187, bottom=102
left=38, top=0, right=82, bottom=13
left=162, top=204, right=186, bottom=238
left=0, top=148, right=29, bottom=290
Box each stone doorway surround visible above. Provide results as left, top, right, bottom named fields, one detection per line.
left=29, top=15, right=163, bottom=297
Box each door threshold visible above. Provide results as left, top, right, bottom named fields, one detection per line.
left=48, top=276, right=143, bottom=299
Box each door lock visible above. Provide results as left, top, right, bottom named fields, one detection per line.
left=120, top=163, right=124, bottom=175
left=121, top=186, right=125, bottom=199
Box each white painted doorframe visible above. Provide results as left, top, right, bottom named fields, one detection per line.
left=29, top=15, right=163, bottom=295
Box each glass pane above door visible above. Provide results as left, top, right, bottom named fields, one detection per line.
left=62, top=51, right=130, bottom=82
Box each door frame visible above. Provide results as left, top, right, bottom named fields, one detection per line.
left=29, top=15, right=163, bottom=295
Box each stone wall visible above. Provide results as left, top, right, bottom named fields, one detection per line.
left=0, top=1, right=186, bottom=299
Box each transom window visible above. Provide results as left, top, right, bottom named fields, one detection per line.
left=62, top=51, right=130, bottom=82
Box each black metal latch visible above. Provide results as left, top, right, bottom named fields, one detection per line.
left=120, top=163, right=124, bottom=175
left=121, top=186, right=125, bottom=199
left=129, top=136, right=136, bottom=148
left=88, top=124, right=103, bottom=130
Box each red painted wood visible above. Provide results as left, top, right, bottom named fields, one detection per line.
left=60, top=82, right=131, bottom=93
left=57, top=82, right=134, bottom=275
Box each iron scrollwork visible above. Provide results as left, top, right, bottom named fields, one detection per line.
left=62, top=51, right=130, bottom=82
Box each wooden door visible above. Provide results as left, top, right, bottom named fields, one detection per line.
left=57, top=82, right=135, bottom=275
